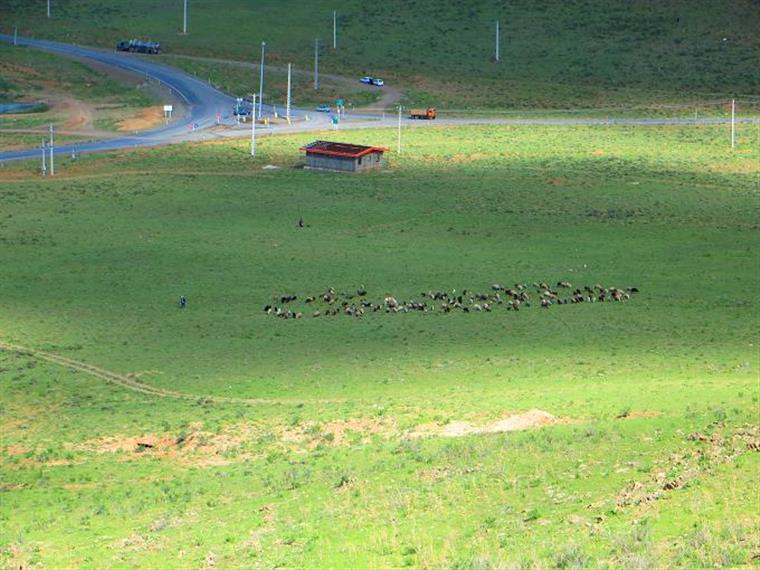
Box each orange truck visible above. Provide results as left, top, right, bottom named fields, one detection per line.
left=409, top=107, right=437, bottom=120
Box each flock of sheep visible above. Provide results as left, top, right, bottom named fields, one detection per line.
left=264, top=282, right=639, bottom=319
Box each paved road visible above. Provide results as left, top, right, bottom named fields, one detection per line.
left=1, top=35, right=757, bottom=163
left=0, top=34, right=326, bottom=162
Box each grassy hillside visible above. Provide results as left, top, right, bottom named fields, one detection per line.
left=0, top=43, right=157, bottom=141
left=0, top=43, right=153, bottom=106
left=1, top=123, right=758, bottom=567
left=2, top=0, right=759, bottom=109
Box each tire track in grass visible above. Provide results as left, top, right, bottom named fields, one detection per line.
left=0, top=340, right=341, bottom=406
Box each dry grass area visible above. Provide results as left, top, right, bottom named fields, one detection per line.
left=117, top=106, right=166, bottom=132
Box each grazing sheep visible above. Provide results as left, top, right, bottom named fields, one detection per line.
left=323, top=288, right=336, bottom=303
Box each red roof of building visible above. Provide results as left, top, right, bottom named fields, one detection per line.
left=300, top=140, right=389, bottom=158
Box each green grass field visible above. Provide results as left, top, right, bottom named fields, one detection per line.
left=3, top=0, right=758, bottom=109
left=1, top=123, right=758, bottom=567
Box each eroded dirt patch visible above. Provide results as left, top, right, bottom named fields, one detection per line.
left=616, top=410, right=661, bottom=420
left=117, top=106, right=165, bottom=132
left=614, top=424, right=759, bottom=510
left=71, top=429, right=256, bottom=466
left=279, top=418, right=394, bottom=449
left=411, top=409, right=560, bottom=438
left=5, top=445, right=29, bottom=456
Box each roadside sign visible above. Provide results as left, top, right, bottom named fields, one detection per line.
left=163, top=105, right=173, bottom=112
left=336, top=98, right=345, bottom=108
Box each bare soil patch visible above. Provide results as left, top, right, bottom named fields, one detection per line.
left=411, top=409, right=560, bottom=438
left=279, top=417, right=392, bottom=449
left=58, top=97, right=94, bottom=131
left=117, top=106, right=165, bottom=132
left=617, top=410, right=661, bottom=420
left=72, top=429, right=255, bottom=466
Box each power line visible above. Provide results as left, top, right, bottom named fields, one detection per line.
left=286, top=63, right=292, bottom=122
left=258, top=42, right=266, bottom=118
left=495, top=20, right=500, bottom=62
left=49, top=123, right=54, bottom=176
left=314, top=39, right=319, bottom=90
left=251, top=93, right=257, bottom=157
left=397, top=105, right=402, bottom=154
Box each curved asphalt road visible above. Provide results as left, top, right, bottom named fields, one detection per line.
left=1, top=34, right=757, bottom=162
left=0, top=34, right=319, bottom=161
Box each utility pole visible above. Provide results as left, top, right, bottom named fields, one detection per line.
left=47, top=0, right=51, bottom=18
left=731, top=98, right=736, bottom=149
left=314, top=39, right=320, bottom=90
left=41, top=140, right=47, bottom=176
left=286, top=63, right=292, bottom=122
left=258, top=41, right=266, bottom=118
left=495, top=20, right=500, bottom=62
left=251, top=93, right=257, bottom=157
left=183, top=0, right=188, bottom=34
left=49, top=123, right=55, bottom=176
left=397, top=105, right=402, bottom=154
left=333, top=11, right=337, bottom=49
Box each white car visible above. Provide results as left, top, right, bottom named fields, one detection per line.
left=359, top=76, right=373, bottom=84
left=371, top=78, right=385, bottom=87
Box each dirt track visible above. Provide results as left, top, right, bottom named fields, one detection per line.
left=0, top=340, right=340, bottom=406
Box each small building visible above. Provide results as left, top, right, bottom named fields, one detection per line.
left=300, top=140, right=388, bottom=173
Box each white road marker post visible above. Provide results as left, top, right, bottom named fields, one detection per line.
left=314, top=39, right=319, bottom=90
left=13, top=25, right=18, bottom=46
left=41, top=140, right=47, bottom=176
left=731, top=98, right=736, bottom=149
left=49, top=123, right=54, bottom=176
left=333, top=10, right=337, bottom=49
left=251, top=93, right=257, bottom=158
left=286, top=63, right=292, bottom=123
left=258, top=42, right=266, bottom=118
left=183, top=0, right=188, bottom=34
left=47, top=0, right=51, bottom=18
